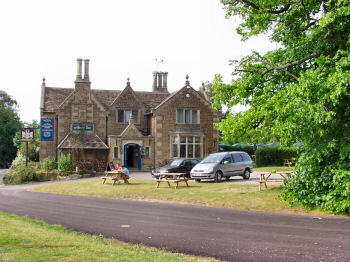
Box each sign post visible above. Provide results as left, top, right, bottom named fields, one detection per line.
left=20, top=128, right=35, bottom=167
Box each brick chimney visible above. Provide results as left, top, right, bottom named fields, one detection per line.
left=75, top=58, right=91, bottom=96
left=152, top=71, right=168, bottom=93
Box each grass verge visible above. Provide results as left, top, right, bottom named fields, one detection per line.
left=33, top=179, right=325, bottom=216
left=253, top=166, right=294, bottom=172
left=0, top=212, right=216, bottom=262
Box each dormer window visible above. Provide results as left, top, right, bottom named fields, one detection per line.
left=176, top=109, right=200, bottom=124
left=117, top=110, right=138, bottom=123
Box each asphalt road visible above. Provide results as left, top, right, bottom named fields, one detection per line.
left=1, top=180, right=350, bottom=261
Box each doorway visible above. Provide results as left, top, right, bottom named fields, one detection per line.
left=124, top=143, right=141, bottom=170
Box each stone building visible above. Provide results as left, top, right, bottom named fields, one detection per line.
left=40, top=59, right=220, bottom=171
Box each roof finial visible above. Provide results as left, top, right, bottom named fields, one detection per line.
left=42, top=76, right=46, bottom=87
left=185, top=74, right=190, bottom=86
left=127, top=77, right=130, bottom=87
left=129, top=113, right=134, bottom=125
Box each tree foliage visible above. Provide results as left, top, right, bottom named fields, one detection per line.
left=213, top=0, right=350, bottom=213
left=0, top=90, right=21, bottom=167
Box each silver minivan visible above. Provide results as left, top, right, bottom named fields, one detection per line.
left=190, top=151, right=253, bottom=182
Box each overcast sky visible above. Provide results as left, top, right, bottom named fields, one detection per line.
left=0, top=0, right=273, bottom=123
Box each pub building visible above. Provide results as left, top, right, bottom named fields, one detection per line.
left=40, top=59, right=220, bottom=171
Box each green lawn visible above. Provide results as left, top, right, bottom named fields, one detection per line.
left=253, top=166, right=294, bottom=172
left=0, top=212, right=216, bottom=262
left=33, top=178, right=325, bottom=216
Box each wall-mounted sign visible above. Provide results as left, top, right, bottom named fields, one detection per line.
left=72, top=124, right=94, bottom=131
left=21, top=128, right=35, bottom=142
left=41, top=118, right=54, bottom=141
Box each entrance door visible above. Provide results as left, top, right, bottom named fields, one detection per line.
left=124, top=143, right=142, bottom=170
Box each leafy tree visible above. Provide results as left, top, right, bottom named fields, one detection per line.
left=213, top=1, right=350, bottom=213
left=0, top=90, right=21, bottom=168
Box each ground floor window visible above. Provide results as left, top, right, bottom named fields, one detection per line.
left=114, top=147, right=118, bottom=159
left=172, top=135, right=202, bottom=158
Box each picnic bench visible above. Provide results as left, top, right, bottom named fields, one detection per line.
left=155, top=173, right=189, bottom=189
left=101, top=170, right=130, bottom=185
left=284, top=158, right=297, bottom=167
left=101, top=162, right=129, bottom=185
left=257, top=171, right=294, bottom=191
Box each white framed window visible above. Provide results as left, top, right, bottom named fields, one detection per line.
left=176, top=109, right=200, bottom=124
left=172, top=135, right=202, bottom=158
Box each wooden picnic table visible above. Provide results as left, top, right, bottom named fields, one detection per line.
left=101, top=170, right=130, bottom=185
left=257, top=171, right=294, bottom=191
left=155, top=173, right=189, bottom=189
left=284, top=158, right=297, bottom=167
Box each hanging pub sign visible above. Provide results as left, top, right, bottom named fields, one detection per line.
left=21, top=128, right=35, bottom=142
left=41, top=118, right=54, bottom=141
left=72, top=124, right=94, bottom=131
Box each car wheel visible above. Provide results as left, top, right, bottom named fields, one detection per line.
left=214, top=171, right=222, bottom=183
left=195, top=179, right=201, bottom=182
left=225, top=176, right=231, bottom=181
left=243, top=169, right=250, bottom=180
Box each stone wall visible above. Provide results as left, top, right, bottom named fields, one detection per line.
left=153, top=87, right=220, bottom=167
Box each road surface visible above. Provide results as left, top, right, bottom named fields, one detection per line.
left=0, top=180, right=349, bottom=261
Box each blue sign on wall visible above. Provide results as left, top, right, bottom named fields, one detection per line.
left=72, top=124, right=94, bottom=131
left=41, top=118, right=54, bottom=141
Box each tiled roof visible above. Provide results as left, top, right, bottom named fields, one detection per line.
left=44, top=87, right=74, bottom=112
left=57, top=132, right=109, bottom=149
left=43, top=87, right=171, bottom=112
left=91, top=89, right=121, bottom=109
left=135, top=91, right=170, bottom=109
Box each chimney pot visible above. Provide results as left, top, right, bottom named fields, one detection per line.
left=83, top=59, right=90, bottom=81
left=76, top=58, right=83, bottom=80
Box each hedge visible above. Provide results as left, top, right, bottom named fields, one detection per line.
left=219, top=144, right=255, bottom=156
left=255, top=147, right=299, bottom=167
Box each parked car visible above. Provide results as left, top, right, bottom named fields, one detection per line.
left=190, top=151, right=253, bottom=182
left=151, top=158, right=200, bottom=179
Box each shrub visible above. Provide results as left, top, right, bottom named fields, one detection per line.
left=283, top=147, right=350, bottom=215
left=3, top=165, right=37, bottom=185
left=11, top=154, right=26, bottom=168
left=41, top=156, right=57, bottom=171
left=58, top=153, right=72, bottom=176
left=255, top=147, right=298, bottom=167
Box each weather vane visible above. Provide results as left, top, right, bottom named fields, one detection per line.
left=155, top=58, right=164, bottom=71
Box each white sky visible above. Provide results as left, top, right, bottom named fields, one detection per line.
left=0, top=0, right=273, bottom=123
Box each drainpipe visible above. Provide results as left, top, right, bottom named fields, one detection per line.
left=55, top=116, right=58, bottom=162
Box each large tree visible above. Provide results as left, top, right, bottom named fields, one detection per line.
left=213, top=1, right=350, bottom=213
left=0, top=90, right=21, bottom=167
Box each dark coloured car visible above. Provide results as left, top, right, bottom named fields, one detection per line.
left=151, top=158, right=200, bottom=179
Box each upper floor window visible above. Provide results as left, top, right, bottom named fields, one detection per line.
left=117, top=110, right=138, bottom=124
left=176, top=109, right=200, bottom=124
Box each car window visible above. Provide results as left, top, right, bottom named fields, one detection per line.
left=222, top=155, right=233, bottom=164
left=232, top=153, right=243, bottom=162
left=170, top=159, right=183, bottom=166
left=241, top=153, right=251, bottom=161
left=183, top=160, right=192, bottom=167
left=191, top=159, right=199, bottom=165
left=201, top=154, right=224, bottom=163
